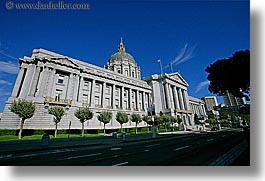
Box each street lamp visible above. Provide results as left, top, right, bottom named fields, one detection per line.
left=148, top=104, right=156, bottom=138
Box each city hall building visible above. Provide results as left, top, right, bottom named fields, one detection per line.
left=0, top=39, right=206, bottom=130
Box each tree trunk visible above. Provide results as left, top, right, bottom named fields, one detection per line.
left=104, top=124, right=106, bottom=136
left=135, top=123, right=138, bottom=134
left=54, top=123, right=58, bottom=138
left=120, top=124, right=123, bottom=132
left=82, top=122, right=85, bottom=137
left=165, top=123, right=167, bottom=132
left=18, top=118, right=25, bottom=140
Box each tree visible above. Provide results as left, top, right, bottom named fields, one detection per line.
left=48, top=106, right=65, bottom=138
left=170, top=116, right=177, bottom=132
left=160, top=115, right=171, bottom=132
left=194, top=114, right=201, bottom=125
left=116, top=112, right=129, bottom=132
left=75, top=108, right=93, bottom=137
left=10, top=100, right=35, bottom=140
left=205, top=50, right=250, bottom=100
left=131, top=114, right=142, bottom=134
left=142, top=115, right=150, bottom=133
left=97, top=111, right=112, bottom=136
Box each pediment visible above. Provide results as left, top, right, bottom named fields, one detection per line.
left=168, top=73, right=188, bottom=86
left=48, top=57, right=80, bottom=69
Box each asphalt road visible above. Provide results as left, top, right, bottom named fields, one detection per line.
left=0, top=128, right=248, bottom=166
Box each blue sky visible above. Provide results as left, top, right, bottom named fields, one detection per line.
left=0, top=0, right=250, bottom=112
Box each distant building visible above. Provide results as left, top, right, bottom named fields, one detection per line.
left=222, top=91, right=246, bottom=106
left=200, top=96, right=218, bottom=111
left=189, top=96, right=207, bottom=121
left=214, top=104, right=244, bottom=115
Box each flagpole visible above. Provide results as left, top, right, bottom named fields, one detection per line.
left=157, top=59, right=163, bottom=74
left=170, top=63, right=173, bottom=73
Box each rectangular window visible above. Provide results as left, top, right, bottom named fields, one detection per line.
left=115, top=88, right=119, bottom=96
left=95, top=83, right=100, bottom=93
left=57, top=75, right=64, bottom=84
left=106, top=86, right=110, bottom=95
left=115, top=99, right=119, bottom=108
left=82, top=94, right=88, bottom=103
left=55, top=89, right=62, bottom=101
left=83, top=81, right=89, bottom=90
left=95, top=96, right=100, bottom=106
left=105, top=98, right=110, bottom=107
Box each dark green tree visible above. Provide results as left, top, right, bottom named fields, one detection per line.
left=194, top=114, right=201, bottom=125
left=131, top=114, right=142, bottom=134
left=97, top=111, right=112, bottom=136
left=48, top=106, right=65, bottom=138
left=10, top=100, right=36, bottom=140
left=205, top=50, right=250, bottom=100
left=75, top=108, right=93, bottom=137
left=142, top=115, right=150, bottom=133
left=116, top=112, right=129, bottom=132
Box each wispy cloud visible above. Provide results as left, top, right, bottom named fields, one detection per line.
left=195, top=80, right=210, bottom=93
left=164, top=43, right=197, bottom=69
left=0, top=51, right=17, bottom=61
left=0, top=61, right=19, bottom=74
left=0, top=80, right=12, bottom=85
left=0, top=87, right=11, bottom=101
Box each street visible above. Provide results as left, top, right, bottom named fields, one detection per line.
left=0, top=128, right=249, bottom=166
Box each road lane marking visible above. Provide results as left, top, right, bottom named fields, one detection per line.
left=183, top=138, right=191, bottom=141
left=110, top=147, right=122, bottom=151
left=144, top=149, right=150, bottom=152
left=58, top=153, right=102, bottom=160
left=146, top=143, right=160, bottom=148
left=174, top=145, right=190, bottom=151
left=112, top=161, right=128, bottom=166
left=207, top=139, right=214, bottom=142
left=14, top=149, right=74, bottom=159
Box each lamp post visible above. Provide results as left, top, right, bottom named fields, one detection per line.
left=68, top=121, right=71, bottom=139
left=148, top=104, right=156, bottom=138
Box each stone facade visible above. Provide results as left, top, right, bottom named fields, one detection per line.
left=0, top=39, right=206, bottom=130
left=144, top=73, right=196, bottom=128
left=0, top=45, right=152, bottom=130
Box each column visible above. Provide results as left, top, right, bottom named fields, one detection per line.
left=11, top=68, right=26, bottom=97
left=183, top=90, right=190, bottom=110
left=102, top=82, right=106, bottom=108
left=37, top=66, right=48, bottom=97
left=77, top=76, right=83, bottom=102
left=112, top=84, right=116, bottom=109
left=120, top=86, right=124, bottom=109
left=90, top=79, right=96, bottom=107
left=129, top=88, right=132, bottom=110
left=173, top=86, right=180, bottom=110
left=142, top=92, right=146, bottom=111
left=20, top=65, right=35, bottom=98
left=136, top=90, right=139, bottom=110
left=72, top=74, right=80, bottom=101
left=45, top=68, right=56, bottom=97
left=29, top=66, right=41, bottom=97
left=169, top=85, right=175, bottom=110
left=66, top=73, right=74, bottom=100
left=178, top=88, right=184, bottom=110
left=164, top=83, right=171, bottom=109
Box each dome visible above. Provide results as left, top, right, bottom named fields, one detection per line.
left=108, top=37, right=137, bottom=65
left=109, top=51, right=136, bottom=64
left=106, top=38, right=141, bottom=79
